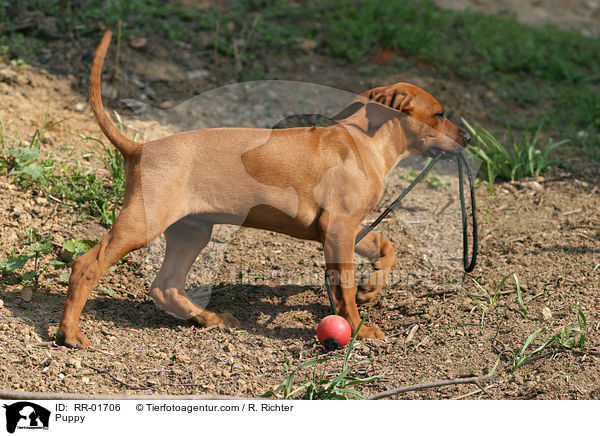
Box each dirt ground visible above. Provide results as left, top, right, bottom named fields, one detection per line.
left=0, top=1, right=599, bottom=400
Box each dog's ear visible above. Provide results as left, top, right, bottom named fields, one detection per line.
left=330, top=101, right=365, bottom=120
left=364, top=102, right=403, bottom=130
left=361, top=87, right=413, bottom=112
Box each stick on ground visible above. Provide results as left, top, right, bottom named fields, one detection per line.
left=368, top=374, right=499, bottom=400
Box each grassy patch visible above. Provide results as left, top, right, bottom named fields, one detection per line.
left=261, top=317, right=381, bottom=399
left=463, top=118, right=568, bottom=186
left=505, top=305, right=588, bottom=372
left=0, top=111, right=125, bottom=227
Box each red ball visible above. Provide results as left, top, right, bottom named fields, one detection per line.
left=317, top=315, right=352, bottom=350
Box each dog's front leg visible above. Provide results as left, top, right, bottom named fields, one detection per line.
left=319, top=214, right=385, bottom=340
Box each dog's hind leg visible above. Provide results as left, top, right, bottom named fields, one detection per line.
left=57, top=206, right=159, bottom=348
left=149, top=219, right=238, bottom=327
left=354, top=229, right=395, bottom=305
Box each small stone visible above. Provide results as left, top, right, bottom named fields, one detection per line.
left=67, top=358, right=82, bottom=369
left=129, top=37, right=148, bottom=49
left=21, top=286, right=33, bottom=302
left=176, top=354, right=191, bottom=363
left=541, top=307, right=552, bottom=321
left=43, top=360, right=60, bottom=376
left=296, top=37, right=317, bottom=52
left=186, top=69, right=210, bottom=80
left=74, top=102, right=85, bottom=112
left=0, top=298, right=4, bottom=309
left=529, top=181, right=543, bottom=191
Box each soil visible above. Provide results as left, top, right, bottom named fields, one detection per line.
left=0, top=1, right=599, bottom=400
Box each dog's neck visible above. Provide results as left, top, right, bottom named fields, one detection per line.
left=339, top=108, right=414, bottom=176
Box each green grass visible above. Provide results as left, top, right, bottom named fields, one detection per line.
left=1, top=0, right=598, bottom=151
left=261, top=317, right=381, bottom=399
left=463, top=118, right=568, bottom=186
left=0, top=111, right=125, bottom=227
left=463, top=273, right=527, bottom=327
left=506, top=305, right=588, bottom=372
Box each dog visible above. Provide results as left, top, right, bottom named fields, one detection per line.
left=56, top=30, right=470, bottom=347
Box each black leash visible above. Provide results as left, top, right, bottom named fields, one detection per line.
left=324, top=152, right=477, bottom=315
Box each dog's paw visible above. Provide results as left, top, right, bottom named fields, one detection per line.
left=356, top=324, right=385, bottom=340
left=190, top=311, right=239, bottom=327
left=356, top=271, right=385, bottom=305
left=55, top=328, right=92, bottom=348
left=219, top=312, right=239, bottom=326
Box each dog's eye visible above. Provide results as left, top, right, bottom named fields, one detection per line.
left=436, top=113, right=445, bottom=120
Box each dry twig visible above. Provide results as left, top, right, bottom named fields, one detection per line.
left=368, top=374, right=499, bottom=399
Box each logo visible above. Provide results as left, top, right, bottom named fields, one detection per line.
left=3, top=402, right=50, bottom=433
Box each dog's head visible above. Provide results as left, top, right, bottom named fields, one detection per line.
left=335, top=83, right=470, bottom=157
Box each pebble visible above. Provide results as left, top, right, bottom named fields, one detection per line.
left=129, top=37, right=148, bottom=49
left=296, top=37, right=317, bottom=52
left=186, top=70, right=210, bottom=80
left=0, top=298, right=4, bottom=309
left=68, top=358, right=82, bottom=369
left=176, top=353, right=191, bottom=363
left=21, top=286, right=33, bottom=302
left=541, top=307, right=552, bottom=321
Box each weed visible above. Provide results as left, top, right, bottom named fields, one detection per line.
left=1, top=229, right=56, bottom=287
left=261, top=317, right=381, bottom=399
left=506, top=305, right=587, bottom=371
left=399, top=167, right=449, bottom=188
left=464, top=273, right=525, bottom=326
left=0, top=109, right=125, bottom=227
left=463, top=118, right=568, bottom=184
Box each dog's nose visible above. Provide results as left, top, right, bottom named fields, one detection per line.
left=462, top=131, right=471, bottom=146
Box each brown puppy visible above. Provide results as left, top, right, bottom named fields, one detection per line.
left=56, top=31, right=470, bottom=347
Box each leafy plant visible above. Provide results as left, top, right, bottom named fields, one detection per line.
left=0, top=229, right=94, bottom=286
left=1, top=228, right=54, bottom=287
left=0, top=110, right=126, bottom=227
left=261, top=317, right=381, bottom=399
left=462, top=118, right=568, bottom=185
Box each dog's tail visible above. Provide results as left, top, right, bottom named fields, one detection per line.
left=89, top=30, right=141, bottom=158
